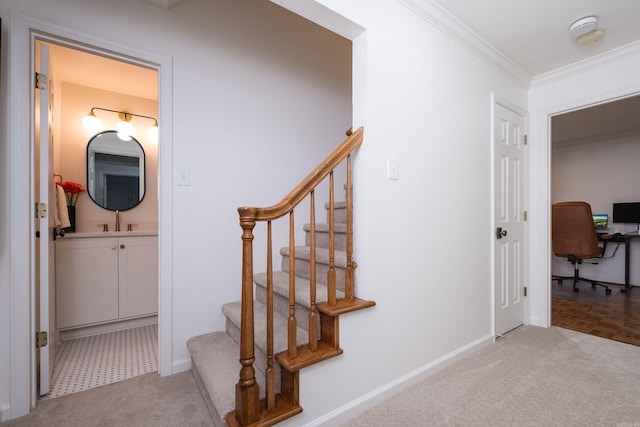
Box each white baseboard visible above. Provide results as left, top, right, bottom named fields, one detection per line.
left=59, top=315, right=158, bottom=341
left=172, top=357, right=192, bottom=375
left=1, top=403, right=10, bottom=422
left=308, top=333, right=494, bottom=427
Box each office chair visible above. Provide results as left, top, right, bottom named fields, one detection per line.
left=552, top=201, right=612, bottom=294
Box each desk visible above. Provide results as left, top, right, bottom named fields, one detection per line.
left=599, top=232, right=640, bottom=292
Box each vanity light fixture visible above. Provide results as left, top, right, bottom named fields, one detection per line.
left=82, top=107, right=159, bottom=141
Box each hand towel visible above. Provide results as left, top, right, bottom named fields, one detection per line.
left=54, top=184, right=71, bottom=229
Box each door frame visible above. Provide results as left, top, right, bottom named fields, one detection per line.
left=7, top=11, right=174, bottom=416
left=491, top=93, right=529, bottom=337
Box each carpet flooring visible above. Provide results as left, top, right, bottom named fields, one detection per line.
left=8, top=326, right=640, bottom=426
left=345, top=325, right=640, bottom=426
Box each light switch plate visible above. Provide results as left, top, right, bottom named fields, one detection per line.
left=177, top=168, right=190, bottom=186
left=387, top=157, right=399, bottom=180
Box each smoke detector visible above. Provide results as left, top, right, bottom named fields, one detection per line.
left=569, top=16, right=598, bottom=38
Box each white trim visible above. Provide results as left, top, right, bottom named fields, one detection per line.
left=8, top=11, right=35, bottom=418
left=59, top=316, right=158, bottom=342
left=308, top=334, right=494, bottom=427
left=396, top=0, right=531, bottom=87
left=8, top=12, right=174, bottom=419
left=172, top=358, right=193, bottom=374
left=531, top=40, right=640, bottom=86
left=0, top=403, right=11, bottom=422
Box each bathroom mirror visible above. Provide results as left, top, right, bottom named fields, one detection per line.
left=87, top=130, right=145, bottom=211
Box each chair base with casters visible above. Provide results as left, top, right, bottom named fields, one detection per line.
left=552, top=254, right=612, bottom=294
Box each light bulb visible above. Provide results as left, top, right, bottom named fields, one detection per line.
left=82, top=111, right=102, bottom=132
left=117, top=132, right=132, bottom=141
left=116, top=119, right=134, bottom=139
left=148, top=123, right=159, bottom=141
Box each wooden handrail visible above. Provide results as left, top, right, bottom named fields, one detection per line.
left=229, top=127, right=364, bottom=426
left=237, top=127, right=363, bottom=222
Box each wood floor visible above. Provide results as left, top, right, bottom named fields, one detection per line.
left=552, top=284, right=640, bottom=346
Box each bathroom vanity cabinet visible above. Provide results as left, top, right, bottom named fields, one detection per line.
left=55, top=234, right=158, bottom=330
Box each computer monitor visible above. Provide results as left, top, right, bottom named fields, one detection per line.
left=592, top=214, right=608, bottom=229
left=612, top=202, right=640, bottom=230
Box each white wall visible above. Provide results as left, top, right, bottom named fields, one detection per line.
left=0, top=0, right=351, bottom=419
left=275, top=1, right=529, bottom=425
left=551, top=134, right=640, bottom=284
left=528, top=42, right=640, bottom=327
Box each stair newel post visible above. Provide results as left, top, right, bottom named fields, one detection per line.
left=234, top=209, right=260, bottom=426
left=345, top=154, right=355, bottom=303
left=266, top=221, right=276, bottom=411
left=308, top=190, right=318, bottom=351
left=327, top=171, right=337, bottom=307
left=287, top=210, right=298, bottom=359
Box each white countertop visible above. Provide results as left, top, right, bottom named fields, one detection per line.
left=60, top=231, right=158, bottom=239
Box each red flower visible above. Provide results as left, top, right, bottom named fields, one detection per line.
left=57, top=181, right=86, bottom=206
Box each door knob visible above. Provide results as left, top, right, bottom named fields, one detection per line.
left=496, top=227, right=507, bottom=239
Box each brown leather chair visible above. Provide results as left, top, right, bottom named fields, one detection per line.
left=552, top=201, right=612, bottom=294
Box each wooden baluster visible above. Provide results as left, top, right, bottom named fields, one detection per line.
left=327, top=172, right=336, bottom=307
left=235, top=214, right=260, bottom=425
left=345, top=154, right=354, bottom=303
left=308, top=191, right=318, bottom=351
left=266, top=221, right=276, bottom=410
left=288, top=211, right=297, bottom=358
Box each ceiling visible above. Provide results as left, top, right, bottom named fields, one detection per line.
left=431, top=0, right=640, bottom=77
left=552, top=94, right=640, bottom=147
left=46, top=43, right=157, bottom=101
left=431, top=0, right=640, bottom=145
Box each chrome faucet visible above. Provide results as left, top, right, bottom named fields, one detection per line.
left=115, top=210, right=120, bottom=232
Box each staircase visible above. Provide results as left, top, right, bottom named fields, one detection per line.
left=187, top=128, right=375, bottom=426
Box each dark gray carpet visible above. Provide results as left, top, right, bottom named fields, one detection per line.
left=552, top=280, right=621, bottom=304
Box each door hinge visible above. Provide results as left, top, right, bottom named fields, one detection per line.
left=524, top=210, right=528, bottom=221
left=35, top=72, right=48, bottom=90
left=524, top=286, right=528, bottom=297
left=36, top=331, right=48, bottom=348
left=524, top=135, right=528, bottom=145
left=36, top=202, right=48, bottom=219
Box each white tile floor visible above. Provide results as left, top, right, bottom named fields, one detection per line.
left=46, top=324, right=158, bottom=399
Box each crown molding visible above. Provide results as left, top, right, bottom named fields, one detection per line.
left=395, top=0, right=532, bottom=87
left=532, top=39, right=640, bottom=86
left=139, top=0, right=188, bottom=11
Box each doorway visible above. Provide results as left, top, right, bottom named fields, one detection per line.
left=36, top=39, right=160, bottom=398
left=549, top=94, right=640, bottom=345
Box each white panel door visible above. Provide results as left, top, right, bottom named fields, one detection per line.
left=36, top=43, right=55, bottom=396
left=494, top=101, right=526, bottom=336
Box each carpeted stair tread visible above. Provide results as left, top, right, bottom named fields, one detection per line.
left=187, top=331, right=262, bottom=427
left=302, top=222, right=347, bottom=233
left=254, top=271, right=345, bottom=309
left=223, top=300, right=309, bottom=356
left=280, top=246, right=348, bottom=268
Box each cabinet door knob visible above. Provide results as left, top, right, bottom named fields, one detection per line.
left=111, top=245, right=117, bottom=250
left=120, top=244, right=125, bottom=249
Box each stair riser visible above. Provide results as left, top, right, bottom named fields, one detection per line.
left=225, top=318, right=282, bottom=393
left=327, top=206, right=346, bottom=224
left=305, top=229, right=346, bottom=251
left=281, top=255, right=346, bottom=291
left=255, top=285, right=321, bottom=333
